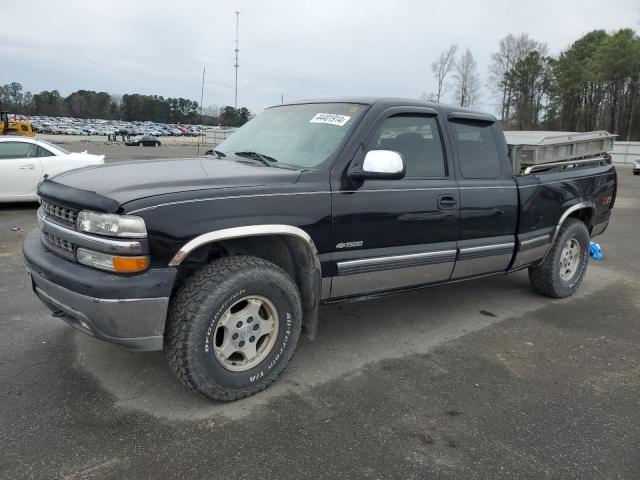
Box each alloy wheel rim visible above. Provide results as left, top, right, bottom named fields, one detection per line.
left=559, top=238, right=581, bottom=281
left=212, top=295, right=279, bottom=372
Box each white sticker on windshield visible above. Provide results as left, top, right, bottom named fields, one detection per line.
left=309, top=113, right=351, bottom=126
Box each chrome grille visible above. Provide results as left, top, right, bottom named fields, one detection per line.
left=41, top=199, right=79, bottom=225
left=42, top=231, right=76, bottom=260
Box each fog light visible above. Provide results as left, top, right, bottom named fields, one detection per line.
left=77, top=248, right=149, bottom=273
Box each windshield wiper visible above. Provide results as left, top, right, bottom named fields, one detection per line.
left=234, top=151, right=278, bottom=166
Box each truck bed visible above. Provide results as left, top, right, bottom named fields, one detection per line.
left=504, top=130, right=616, bottom=175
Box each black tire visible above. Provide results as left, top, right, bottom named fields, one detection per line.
left=528, top=218, right=590, bottom=298
left=164, top=256, right=302, bottom=401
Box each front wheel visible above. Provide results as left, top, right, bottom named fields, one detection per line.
left=164, top=256, right=302, bottom=401
left=528, top=218, right=590, bottom=298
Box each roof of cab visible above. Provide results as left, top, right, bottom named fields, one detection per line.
left=276, top=97, right=497, bottom=122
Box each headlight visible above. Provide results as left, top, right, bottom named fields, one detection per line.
left=77, top=248, right=149, bottom=273
left=76, top=210, right=147, bottom=238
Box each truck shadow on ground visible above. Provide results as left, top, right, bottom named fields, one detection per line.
left=70, top=268, right=616, bottom=421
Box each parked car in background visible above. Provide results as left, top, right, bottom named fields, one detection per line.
left=0, top=137, right=104, bottom=202
left=23, top=114, right=210, bottom=138
left=125, top=134, right=161, bottom=147
left=633, top=159, right=640, bottom=175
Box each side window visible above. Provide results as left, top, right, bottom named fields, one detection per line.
left=370, top=115, right=446, bottom=178
left=450, top=121, right=501, bottom=179
left=0, top=142, right=36, bottom=159
left=37, top=146, right=55, bottom=157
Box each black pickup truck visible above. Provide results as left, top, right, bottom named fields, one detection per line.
left=23, top=98, right=617, bottom=401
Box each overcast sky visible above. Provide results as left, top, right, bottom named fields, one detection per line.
left=2, top=0, right=639, bottom=115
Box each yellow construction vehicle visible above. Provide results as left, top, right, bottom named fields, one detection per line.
left=0, top=111, right=34, bottom=137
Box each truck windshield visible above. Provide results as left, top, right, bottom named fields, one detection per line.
left=216, top=103, right=366, bottom=168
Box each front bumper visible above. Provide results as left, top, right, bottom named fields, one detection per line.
left=23, top=228, right=177, bottom=351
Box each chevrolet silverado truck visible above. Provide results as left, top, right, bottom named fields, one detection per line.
left=23, top=98, right=617, bottom=401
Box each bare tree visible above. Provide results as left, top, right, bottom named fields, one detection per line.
left=453, top=49, right=480, bottom=108
left=111, top=93, right=123, bottom=107
left=430, top=44, right=458, bottom=102
left=202, top=104, right=220, bottom=117
left=489, top=33, right=548, bottom=122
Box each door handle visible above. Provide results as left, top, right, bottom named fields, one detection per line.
left=437, top=195, right=457, bottom=209
left=19, top=164, right=35, bottom=170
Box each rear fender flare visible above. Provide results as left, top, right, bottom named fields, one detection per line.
left=542, top=201, right=596, bottom=261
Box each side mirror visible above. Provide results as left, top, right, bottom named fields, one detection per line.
left=350, top=150, right=405, bottom=180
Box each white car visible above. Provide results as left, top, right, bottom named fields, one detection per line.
left=0, top=137, right=105, bottom=202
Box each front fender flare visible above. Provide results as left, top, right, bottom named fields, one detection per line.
left=168, top=224, right=321, bottom=339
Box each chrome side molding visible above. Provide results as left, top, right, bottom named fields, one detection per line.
left=337, top=250, right=456, bottom=275
left=452, top=242, right=515, bottom=279
left=457, top=243, right=514, bottom=260
left=332, top=259, right=455, bottom=298
left=168, top=224, right=318, bottom=266
left=511, top=234, right=551, bottom=269
left=519, top=234, right=550, bottom=250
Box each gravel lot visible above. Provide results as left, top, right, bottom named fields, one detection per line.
left=1, top=159, right=638, bottom=479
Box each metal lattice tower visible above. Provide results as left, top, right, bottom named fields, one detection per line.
left=234, top=11, right=240, bottom=109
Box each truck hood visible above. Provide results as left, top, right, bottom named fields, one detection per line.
left=39, top=157, right=301, bottom=212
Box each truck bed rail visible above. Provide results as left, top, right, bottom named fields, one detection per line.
left=521, top=155, right=611, bottom=175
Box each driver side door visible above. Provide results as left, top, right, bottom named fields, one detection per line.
left=329, top=108, right=459, bottom=299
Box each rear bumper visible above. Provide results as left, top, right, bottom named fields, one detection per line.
left=23, top=228, right=177, bottom=351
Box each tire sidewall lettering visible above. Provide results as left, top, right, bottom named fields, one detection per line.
left=252, top=312, right=292, bottom=382
left=199, top=280, right=300, bottom=388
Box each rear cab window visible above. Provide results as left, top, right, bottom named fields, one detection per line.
left=450, top=121, right=501, bottom=179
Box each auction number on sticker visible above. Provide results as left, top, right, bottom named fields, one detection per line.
left=309, top=113, right=351, bottom=126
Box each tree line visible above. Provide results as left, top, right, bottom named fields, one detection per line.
left=425, top=28, right=640, bottom=140
left=0, top=83, right=252, bottom=127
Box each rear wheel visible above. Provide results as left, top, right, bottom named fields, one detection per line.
left=528, top=218, right=590, bottom=298
left=164, top=256, right=302, bottom=401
